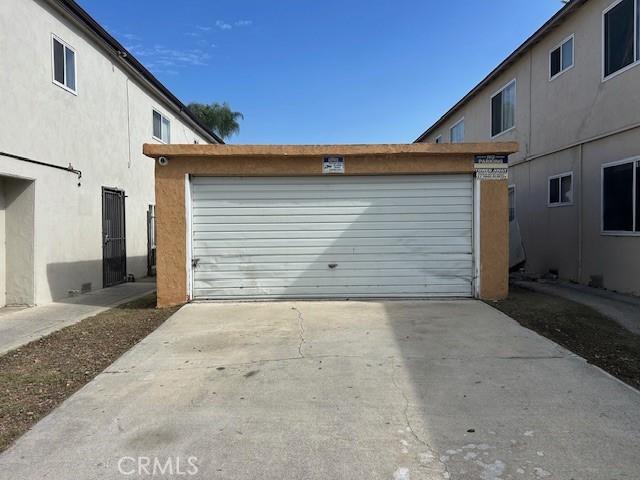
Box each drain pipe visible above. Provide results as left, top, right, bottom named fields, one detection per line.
left=0, top=151, right=82, bottom=186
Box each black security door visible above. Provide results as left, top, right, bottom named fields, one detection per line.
left=102, top=187, right=127, bottom=287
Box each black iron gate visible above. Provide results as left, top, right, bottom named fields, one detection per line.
left=147, top=204, right=156, bottom=277
left=102, top=187, right=127, bottom=287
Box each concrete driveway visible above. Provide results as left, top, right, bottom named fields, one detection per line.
left=1, top=300, right=639, bottom=479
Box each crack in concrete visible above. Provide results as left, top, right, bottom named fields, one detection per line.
left=291, top=305, right=305, bottom=358
left=390, top=357, right=451, bottom=478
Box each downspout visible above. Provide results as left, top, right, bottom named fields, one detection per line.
left=577, top=143, right=583, bottom=283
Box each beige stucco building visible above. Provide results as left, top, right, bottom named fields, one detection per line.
left=0, top=0, right=221, bottom=306
left=416, top=0, right=640, bottom=295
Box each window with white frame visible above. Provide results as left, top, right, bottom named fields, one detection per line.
left=434, top=135, right=442, bottom=144
left=548, top=172, right=573, bottom=206
left=52, top=35, right=76, bottom=93
left=602, top=158, right=639, bottom=232
left=550, top=35, right=574, bottom=79
left=491, top=80, right=516, bottom=137
left=450, top=119, right=464, bottom=143
left=508, top=186, right=516, bottom=222
left=152, top=110, right=171, bottom=143
left=603, top=0, right=640, bottom=78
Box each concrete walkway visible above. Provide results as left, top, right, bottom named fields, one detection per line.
left=1, top=300, right=638, bottom=479
left=0, top=280, right=156, bottom=356
left=515, top=279, right=640, bottom=335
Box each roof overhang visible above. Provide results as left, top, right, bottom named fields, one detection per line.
left=143, top=142, right=519, bottom=159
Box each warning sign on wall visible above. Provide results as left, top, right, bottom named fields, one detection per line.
left=476, top=168, right=508, bottom=180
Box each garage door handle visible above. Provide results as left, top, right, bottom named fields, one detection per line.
left=328, top=263, right=338, bottom=269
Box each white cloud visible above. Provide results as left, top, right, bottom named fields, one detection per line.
left=126, top=44, right=211, bottom=68
left=196, top=25, right=212, bottom=31
left=216, top=20, right=232, bottom=30
left=234, top=20, right=252, bottom=27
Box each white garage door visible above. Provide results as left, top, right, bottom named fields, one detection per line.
left=190, top=175, right=474, bottom=299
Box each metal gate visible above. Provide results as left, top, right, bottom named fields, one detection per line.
left=102, top=187, right=127, bottom=287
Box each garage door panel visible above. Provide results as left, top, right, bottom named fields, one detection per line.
left=194, top=235, right=471, bottom=249
left=191, top=175, right=473, bottom=299
left=193, top=221, right=472, bottom=233
left=194, top=228, right=472, bottom=240
left=192, top=189, right=472, bottom=202
left=193, top=284, right=472, bottom=299
left=196, top=253, right=473, bottom=266
left=195, top=268, right=473, bottom=281
left=193, top=213, right=471, bottom=224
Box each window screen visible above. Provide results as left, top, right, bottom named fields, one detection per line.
left=549, top=178, right=560, bottom=204
left=153, top=111, right=162, bottom=139
left=550, top=47, right=562, bottom=78
left=561, top=37, right=574, bottom=70
left=603, top=162, right=634, bottom=231
left=65, top=48, right=76, bottom=91
left=450, top=120, right=464, bottom=143
left=561, top=175, right=572, bottom=203
left=491, top=81, right=515, bottom=137
left=53, top=38, right=65, bottom=84
left=604, top=0, right=635, bottom=77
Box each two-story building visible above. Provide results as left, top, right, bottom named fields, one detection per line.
left=0, top=0, right=222, bottom=307
left=416, top=0, right=640, bottom=296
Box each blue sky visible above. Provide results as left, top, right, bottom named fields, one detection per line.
left=79, top=0, right=564, bottom=144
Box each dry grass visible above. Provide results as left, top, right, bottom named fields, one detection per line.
left=0, top=294, right=178, bottom=452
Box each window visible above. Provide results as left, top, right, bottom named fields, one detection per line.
left=52, top=35, right=76, bottom=93
left=508, top=186, right=516, bottom=222
left=550, top=35, right=574, bottom=79
left=603, top=0, right=639, bottom=78
left=450, top=119, right=464, bottom=143
left=548, top=172, right=573, bottom=206
left=152, top=110, right=171, bottom=143
left=434, top=135, right=442, bottom=144
left=490, top=80, right=516, bottom=137
left=602, top=158, right=639, bottom=233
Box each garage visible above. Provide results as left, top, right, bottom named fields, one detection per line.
left=144, top=143, right=516, bottom=307
left=190, top=175, right=474, bottom=299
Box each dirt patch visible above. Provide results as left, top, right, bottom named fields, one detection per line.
left=488, top=285, right=640, bottom=390
left=0, top=294, right=178, bottom=452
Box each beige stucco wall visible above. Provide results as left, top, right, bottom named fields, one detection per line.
left=419, top=0, right=640, bottom=295
left=0, top=0, right=211, bottom=304
left=0, top=179, right=5, bottom=307
left=152, top=153, right=509, bottom=307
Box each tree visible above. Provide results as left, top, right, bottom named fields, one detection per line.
left=187, top=102, right=244, bottom=140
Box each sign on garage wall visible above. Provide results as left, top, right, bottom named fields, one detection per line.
left=323, top=156, right=345, bottom=174
left=476, top=168, right=508, bottom=180
left=474, top=154, right=508, bottom=166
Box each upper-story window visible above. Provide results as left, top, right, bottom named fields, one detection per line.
left=434, top=135, right=442, bottom=144
left=52, top=35, right=76, bottom=94
left=152, top=110, right=171, bottom=143
left=490, top=79, right=516, bottom=138
left=602, top=158, right=639, bottom=233
left=450, top=119, right=464, bottom=143
left=550, top=35, right=574, bottom=79
left=603, top=0, right=640, bottom=78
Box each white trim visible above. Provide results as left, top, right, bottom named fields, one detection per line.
left=549, top=33, right=575, bottom=81
left=602, top=0, right=640, bottom=81
left=489, top=78, right=517, bottom=139
left=473, top=177, right=481, bottom=298
left=601, top=156, right=640, bottom=235
left=547, top=171, right=574, bottom=207
left=449, top=117, right=465, bottom=143
left=185, top=174, right=193, bottom=300
left=51, top=34, right=78, bottom=95
left=434, top=135, right=443, bottom=144
left=508, top=184, right=516, bottom=222
left=152, top=108, right=171, bottom=143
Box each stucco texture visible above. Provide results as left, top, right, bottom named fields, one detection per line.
left=149, top=147, right=514, bottom=307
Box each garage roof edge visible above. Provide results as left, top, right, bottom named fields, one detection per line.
left=143, top=143, right=519, bottom=158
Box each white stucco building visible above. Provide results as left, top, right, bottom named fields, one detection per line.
left=416, top=0, right=640, bottom=295
left=0, top=0, right=221, bottom=306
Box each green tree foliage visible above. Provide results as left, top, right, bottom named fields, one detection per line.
left=187, top=102, right=244, bottom=140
